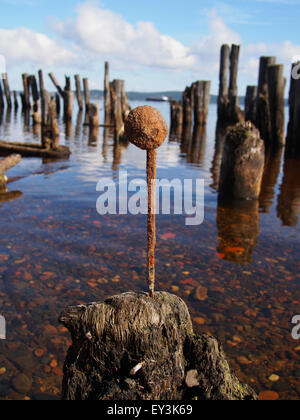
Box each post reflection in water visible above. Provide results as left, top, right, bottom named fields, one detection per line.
left=88, top=126, right=99, bottom=147
left=75, top=110, right=83, bottom=138
left=259, top=147, right=284, bottom=213
left=210, top=121, right=227, bottom=191
left=0, top=190, right=23, bottom=204
left=277, top=158, right=300, bottom=227
left=217, top=198, right=260, bottom=265
left=112, top=136, right=129, bottom=171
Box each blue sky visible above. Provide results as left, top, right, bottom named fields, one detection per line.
left=0, top=0, right=300, bottom=93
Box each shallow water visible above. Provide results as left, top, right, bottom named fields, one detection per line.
left=0, top=101, right=299, bottom=400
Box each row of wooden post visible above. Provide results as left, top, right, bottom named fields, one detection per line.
left=0, top=62, right=130, bottom=149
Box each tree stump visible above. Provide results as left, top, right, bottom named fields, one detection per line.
left=219, top=122, right=265, bottom=200
left=59, top=292, right=257, bottom=401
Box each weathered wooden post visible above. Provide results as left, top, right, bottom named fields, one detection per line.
left=38, top=70, right=44, bottom=97
left=193, top=81, right=211, bottom=125
left=219, top=122, right=265, bottom=200
left=49, top=73, right=73, bottom=122
left=104, top=61, right=111, bottom=124
left=0, top=81, right=4, bottom=111
left=22, top=73, right=31, bottom=111
left=256, top=56, right=276, bottom=144
left=170, top=100, right=183, bottom=140
left=286, top=62, right=300, bottom=157
left=55, top=93, right=61, bottom=117
left=267, top=64, right=285, bottom=147
left=74, top=74, right=83, bottom=111
left=83, top=77, right=90, bottom=124
left=245, top=86, right=257, bottom=124
left=2, top=73, right=12, bottom=108
left=29, top=75, right=42, bottom=125
left=182, top=86, right=193, bottom=128
left=229, top=45, right=240, bottom=108
left=87, top=103, right=100, bottom=144
left=188, top=123, right=206, bottom=165
left=41, top=90, right=60, bottom=150
left=111, top=79, right=124, bottom=140
left=13, top=91, right=19, bottom=111
left=125, top=106, right=168, bottom=297
left=210, top=122, right=227, bottom=191
left=120, top=80, right=131, bottom=119
left=218, top=44, right=230, bottom=119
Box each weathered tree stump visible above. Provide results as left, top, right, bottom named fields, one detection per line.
left=219, top=122, right=265, bottom=200
left=41, top=91, right=60, bottom=150
left=59, top=292, right=257, bottom=401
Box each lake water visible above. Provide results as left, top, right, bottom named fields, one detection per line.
left=0, top=100, right=299, bottom=400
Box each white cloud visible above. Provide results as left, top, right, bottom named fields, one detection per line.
left=0, top=27, right=77, bottom=68
left=51, top=2, right=197, bottom=70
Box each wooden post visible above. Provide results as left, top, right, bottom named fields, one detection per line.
left=170, top=100, right=183, bottom=140
left=219, top=122, right=265, bottom=200
left=104, top=62, right=111, bottom=124
left=2, top=73, right=12, bottom=108
left=256, top=56, right=276, bottom=144
left=74, top=75, right=83, bottom=110
left=267, top=64, right=285, bottom=147
left=13, top=91, right=19, bottom=111
left=22, top=73, right=31, bottom=111
left=218, top=44, right=230, bottom=118
left=229, top=45, right=240, bottom=108
left=0, top=81, right=5, bottom=110
left=41, top=90, right=60, bottom=150
left=111, top=79, right=124, bottom=139
left=245, top=86, right=257, bottom=124
left=88, top=103, right=100, bottom=127
left=120, top=80, right=131, bottom=119
left=83, top=78, right=90, bottom=124
left=182, top=86, right=193, bottom=127
left=49, top=73, right=73, bottom=122
left=194, top=81, right=211, bottom=125
left=56, top=93, right=61, bottom=117
left=188, top=124, right=206, bottom=165
left=38, top=70, right=44, bottom=96
left=286, top=62, right=300, bottom=157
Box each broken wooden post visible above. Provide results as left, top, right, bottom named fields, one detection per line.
left=170, top=100, right=183, bottom=140
left=245, top=86, right=257, bottom=124
left=55, top=93, right=61, bottom=117
left=49, top=73, right=73, bottom=122
left=74, top=74, right=83, bottom=111
left=182, top=86, right=193, bottom=127
left=29, top=75, right=42, bottom=125
left=219, top=122, right=265, bottom=200
left=188, top=124, right=206, bottom=165
left=0, top=154, right=22, bottom=190
left=59, top=292, right=257, bottom=400
left=218, top=44, right=230, bottom=119
left=0, top=81, right=4, bottom=111
left=22, top=73, right=31, bottom=111
left=125, top=106, right=168, bottom=297
left=111, top=79, right=124, bottom=140
left=267, top=64, right=285, bottom=147
left=256, top=56, right=276, bottom=144
left=286, top=62, right=300, bottom=157
left=2, top=73, right=12, bottom=108
left=193, top=81, right=211, bottom=125
left=104, top=61, right=111, bottom=124
left=13, top=91, right=19, bottom=111
left=41, top=90, right=60, bottom=150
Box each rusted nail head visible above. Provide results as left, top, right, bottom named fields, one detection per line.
left=124, top=106, right=168, bottom=150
